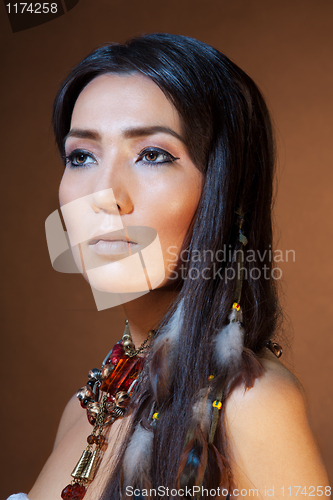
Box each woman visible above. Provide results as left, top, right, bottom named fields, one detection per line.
left=10, top=33, right=329, bottom=500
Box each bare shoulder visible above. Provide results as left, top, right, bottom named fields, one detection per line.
left=225, top=347, right=308, bottom=449
left=226, top=347, right=305, bottom=418
left=53, top=393, right=83, bottom=450
left=29, top=394, right=90, bottom=499
left=225, top=348, right=330, bottom=497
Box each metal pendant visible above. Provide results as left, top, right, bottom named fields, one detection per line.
left=71, top=449, right=92, bottom=478
left=81, top=449, right=100, bottom=481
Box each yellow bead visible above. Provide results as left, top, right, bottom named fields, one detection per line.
left=212, top=400, right=222, bottom=410
left=232, top=302, right=240, bottom=311
left=208, top=375, right=215, bottom=380
left=152, top=412, right=160, bottom=420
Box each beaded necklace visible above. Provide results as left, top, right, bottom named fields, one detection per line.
left=61, top=320, right=155, bottom=500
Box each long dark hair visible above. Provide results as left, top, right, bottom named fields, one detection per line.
left=53, top=33, right=281, bottom=498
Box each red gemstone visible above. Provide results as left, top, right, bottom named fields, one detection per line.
left=87, top=434, right=96, bottom=444
left=111, top=343, right=124, bottom=357
left=105, top=343, right=124, bottom=367
left=61, top=483, right=87, bottom=500
left=100, top=354, right=141, bottom=393
left=110, top=355, right=120, bottom=366
left=96, top=434, right=105, bottom=445
left=61, top=484, right=73, bottom=499
left=135, top=356, right=145, bottom=372
left=71, top=484, right=86, bottom=500
left=123, top=377, right=135, bottom=391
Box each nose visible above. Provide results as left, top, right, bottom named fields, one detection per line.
left=91, top=188, right=120, bottom=214
left=91, top=156, right=134, bottom=215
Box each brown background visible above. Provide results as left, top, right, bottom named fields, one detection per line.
left=1, top=0, right=332, bottom=497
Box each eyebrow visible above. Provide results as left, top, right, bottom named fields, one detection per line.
left=123, top=126, right=185, bottom=144
left=64, top=129, right=101, bottom=144
left=64, top=125, right=185, bottom=148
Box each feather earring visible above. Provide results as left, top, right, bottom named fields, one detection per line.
left=122, top=422, right=154, bottom=499
left=213, top=303, right=244, bottom=373
left=177, top=387, right=212, bottom=493
left=178, top=208, right=248, bottom=495
left=150, top=298, right=184, bottom=404
left=152, top=296, right=184, bottom=353
left=191, top=387, right=213, bottom=435
left=213, top=208, right=248, bottom=375
left=121, top=299, right=185, bottom=498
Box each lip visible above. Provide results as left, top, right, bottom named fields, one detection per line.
left=85, top=227, right=157, bottom=260
left=88, top=229, right=137, bottom=245
left=88, top=230, right=138, bottom=257
left=89, top=239, right=138, bottom=256
left=89, top=236, right=137, bottom=245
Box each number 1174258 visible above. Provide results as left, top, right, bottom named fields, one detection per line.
left=280, top=486, right=331, bottom=496
left=6, top=3, right=58, bottom=14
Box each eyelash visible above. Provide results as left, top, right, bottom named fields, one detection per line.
left=136, top=147, right=179, bottom=166
left=65, top=147, right=179, bottom=169
left=65, top=150, right=97, bottom=169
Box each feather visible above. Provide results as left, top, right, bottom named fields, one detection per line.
left=122, top=423, right=154, bottom=497
left=228, top=347, right=264, bottom=394
left=213, top=307, right=244, bottom=372
left=149, top=298, right=184, bottom=403
left=176, top=388, right=212, bottom=492
left=207, top=442, right=231, bottom=490
left=152, top=297, right=184, bottom=352
left=177, top=429, right=208, bottom=492
left=191, top=387, right=212, bottom=435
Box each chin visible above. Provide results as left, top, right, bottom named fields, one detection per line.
left=85, top=257, right=166, bottom=294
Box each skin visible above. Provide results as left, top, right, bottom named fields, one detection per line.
left=28, top=74, right=329, bottom=500
left=58, top=73, right=203, bottom=347
left=226, top=349, right=330, bottom=498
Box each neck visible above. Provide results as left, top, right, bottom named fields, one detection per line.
left=122, top=284, right=180, bottom=349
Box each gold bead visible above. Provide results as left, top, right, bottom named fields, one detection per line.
left=77, top=385, right=93, bottom=401
left=88, top=368, right=101, bottom=380
left=123, top=339, right=134, bottom=348
left=113, top=406, right=125, bottom=418
left=101, top=363, right=114, bottom=380
left=115, top=391, right=130, bottom=408
left=87, top=401, right=100, bottom=417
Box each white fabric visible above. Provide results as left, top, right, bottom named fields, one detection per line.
left=6, top=494, right=30, bottom=500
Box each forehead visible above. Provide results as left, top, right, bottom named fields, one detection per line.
left=71, top=73, right=181, bottom=134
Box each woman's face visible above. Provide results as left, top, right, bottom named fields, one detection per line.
left=59, top=73, right=203, bottom=295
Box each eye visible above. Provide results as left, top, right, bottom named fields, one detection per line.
left=65, top=150, right=97, bottom=168
left=137, top=147, right=179, bottom=166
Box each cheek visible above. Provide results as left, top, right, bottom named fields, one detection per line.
left=58, top=174, right=66, bottom=206
left=59, top=171, right=75, bottom=207
left=59, top=170, right=92, bottom=206
left=143, top=178, right=202, bottom=260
